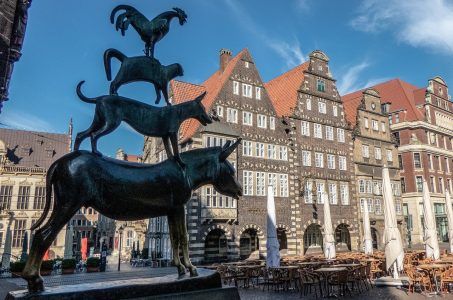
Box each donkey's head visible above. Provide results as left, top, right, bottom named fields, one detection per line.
left=183, top=92, right=212, bottom=126
left=212, top=139, right=243, bottom=199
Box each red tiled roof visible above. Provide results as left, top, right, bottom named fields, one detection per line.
left=342, top=78, right=425, bottom=124
left=171, top=49, right=247, bottom=142
left=124, top=154, right=141, bottom=163
left=264, top=62, right=309, bottom=117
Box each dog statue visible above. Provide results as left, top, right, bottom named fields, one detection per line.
left=104, top=48, right=183, bottom=106
left=74, top=81, right=211, bottom=167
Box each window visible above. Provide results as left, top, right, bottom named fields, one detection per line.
left=337, top=128, right=345, bottom=142
left=372, top=120, right=379, bottom=131
left=401, top=177, right=406, bottom=193
left=387, top=149, right=393, bottom=162
left=381, top=122, right=386, bottom=132
left=340, top=183, right=349, bottom=205
left=317, top=79, right=326, bottom=92
left=304, top=181, right=313, bottom=203
left=216, top=106, right=223, bottom=118
left=244, top=61, right=249, bottom=68
left=243, top=111, right=253, bottom=126
left=267, top=144, right=277, bottom=159
left=359, top=179, right=365, bottom=194
left=364, top=118, right=369, bottom=129
left=439, top=177, right=444, bottom=193
left=243, top=141, right=252, bottom=156
left=255, top=87, right=261, bottom=100
left=366, top=180, right=373, bottom=194
left=314, top=123, right=322, bottom=139
left=226, top=108, right=238, bottom=123
left=316, top=182, right=325, bottom=204
left=257, top=114, right=267, bottom=128
left=362, top=145, right=370, bottom=158
left=0, top=185, right=13, bottom=210
left=374, top=199, right=382, bottom=214
left=33, top=186, right=46, bottom=210
left=268, top=173, right=278, bottom=196
left=230, top=81, right=240, bottom=97
left=333, top=105, right=338, bottom=117
left=327, top=154, right=335, bottom=169
left=256, top=172, right=266, bottom=196
left=243, top=171, right=254, bottom=195
left=306, top=98, right=312, bottom=110
left=242, top=83, right=252, bottom=98
left=328, top=183, right=337, bottom=204
left=375, top=147, right=382, bottom=160
left=414, top=153, right=421, bottom=168
left=438, top=156, right=442, bottom=171
left=326, top=126, right=334, bottom=140
left=339, top=156, right=347, bottom=170
left=360, top=199, right=373, bottom=213
left=318, top=101, right=327, bottom=114
left=17, top=186, right=30, bottom=210
left=301, top=121, right=310, bottom=136
left=416, top=176, right=423, bottom=192
left=388, top=115, right=393, bottom=125
left=446, top=157, right=450, bottom=173
left=256, top=143, right=265, bottom=158
left=279, top=174, right=288, bottom=197
left=279, top=146, right=288, bottom=160
left=395, top=201, right=402, bottom=215
left=126, top=231, right=133, bottom=247
left=302, top=151, right=311, bottom=166
left=398, top=155, right=403, bottom=169
left=270, top=117, right=275, bottom=130
left=315, top=152, right=324, bottom=168
left=373, top=181, right=382, bottom=195
left=395, top=114, right=400, bottom=123
left=12, top=219, right=26, bottom=248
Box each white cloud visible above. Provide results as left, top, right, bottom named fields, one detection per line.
left=0, top=110, right=56, bottom=132
left=351, top=0, right=453, bottom=55
left=337, top=61, right=389, bottom=95
left=224, top=0, right=306, bottom=68
left=295, top=0, right=310, bottom=12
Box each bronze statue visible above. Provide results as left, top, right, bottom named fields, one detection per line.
left=23, top=141, right=242, bottom=292
left=74, top=81, right=211, bottom=167
left=104, top=48, right=183, bottom=105
left=110, top=5, right=187, bottom=57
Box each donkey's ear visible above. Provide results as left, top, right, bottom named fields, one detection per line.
left=220, top=138, right=242, bottom=161
left=195, top=92, right=206, bottom=103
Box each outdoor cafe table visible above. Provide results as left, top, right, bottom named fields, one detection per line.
left=417, top=264, right=447, bottom=294
left=334, top=263, right=361, bottom=268
left=314, top=267, right=347, bottom=297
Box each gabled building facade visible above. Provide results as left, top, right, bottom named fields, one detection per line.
left=343, top=88, right=405, bottom=250
left=266, top=50, right=359, bottom=254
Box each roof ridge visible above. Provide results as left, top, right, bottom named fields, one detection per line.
left=172, top=79, right=206, bottom=88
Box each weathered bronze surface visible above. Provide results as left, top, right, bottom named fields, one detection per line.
left=110, top=5, right=187, bottom=57
left=22, top=142, right=242, bottom=292
left=73, top=81, right=211, bottom=166
left=104, top=48, right=183, bottom=105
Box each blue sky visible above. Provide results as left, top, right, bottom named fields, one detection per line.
left=2, top=0, right=453, bottom=156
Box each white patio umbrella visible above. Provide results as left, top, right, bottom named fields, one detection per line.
left=362, top=203, right=373, bottom=255
left=382, top=167, right=404, bottom=279
left=422, top=180, right=440, bottom=260
left=323, top=192, right=336, bottom=260
left=1, top=219, right=13, bottom=270
left=64, top=224, right=74, bottom=259
left=445, top=190, right=453, bottom=254
left=266, top=185, right=280, bottom=267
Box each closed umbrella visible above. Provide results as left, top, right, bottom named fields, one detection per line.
left=323, top=192, right=336, bottom=259
left=382, top=166, right=404, bottom=279
left=266, top=185, right=280, bottom=267
left=64, top=225, right=74, bottom=259
left=445, top=190, right=453, bottom=254
left=1, top=216, right=13, bottom=270
left=422, top=180, right=440, bottom=260
left=20, top=231, right=28, bottom=262
left=363, top=203, right=373, bottom=255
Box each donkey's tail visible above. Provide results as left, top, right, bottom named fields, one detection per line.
left=31, top=161, right=58, bottom=231
left=76, top=81, right=100, bottom=104
left=104, top=48, right=126, bottom=81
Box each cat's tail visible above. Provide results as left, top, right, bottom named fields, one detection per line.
left=76, top=81, right=100, bottom=104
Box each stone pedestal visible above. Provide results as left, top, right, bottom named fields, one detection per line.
left=6, top=269, right=239, bottom=300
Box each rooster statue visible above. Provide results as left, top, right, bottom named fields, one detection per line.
left=110, top=5, right=187, bottom=58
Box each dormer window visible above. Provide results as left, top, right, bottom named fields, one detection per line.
left=318, top=65, right=323, bottom=71
left=244, top=61, right=249, bottom=68
left=317, top=79, right=325, bottom=92
left=439, top=87, right=443, bottom=96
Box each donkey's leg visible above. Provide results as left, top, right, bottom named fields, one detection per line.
left=162, top=87, right=170, bottom=106
left=168, top=214, right=186, bottom=277
left=90, top=121, right=119, bottom=156
left=170, top=134, right=185, bottom=168
left=163, top=136, right=174, bottom=159
left=74, top=128, right=92, bottom=151
left=175, top=207, right=197, bottom=276
left=154, top=85, right=161, bottom=105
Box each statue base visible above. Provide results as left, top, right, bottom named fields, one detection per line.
left=6, top=269, right=239, bottom=300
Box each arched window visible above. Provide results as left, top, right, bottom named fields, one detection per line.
left=204, top=229, right=228, bottom=263
left=335, top=224, right=351, bottom=251
left=304, top=224, right=323, bottom=253
left=277, top=228, right=287, bottom=250
left=240, top=229, right=259, bottom=259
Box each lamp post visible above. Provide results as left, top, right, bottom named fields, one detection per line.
left=117, top=225, right=124, bottom=271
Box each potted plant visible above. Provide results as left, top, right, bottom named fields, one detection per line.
left=61, top=258, right=77, bottom=274
left=86, top=257, right=100, bottom=272
left=10, top=261, right=26, bottom=277
left=40, top=260, right=54, bottom=276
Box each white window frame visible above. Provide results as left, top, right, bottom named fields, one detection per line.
left=270, top=117, right=275, bottom=130
left=333, top=105, right=338, bottom=117
left=326, top=126, right=334, bottom=140
left=243, top=111, right=253, bottom=126
left=315, top=152, right=324, bottom=168
left=375, top=147, right=382, bottom=160
left=216, top=106, right=223, bottom=118
left=381, top=121, right=386, bottom=132
left=302, top=151, right=311, bottom=166
left=256, top=172, right=266, bottom=196
left=316, top=182, right=325, bottom=204
left=268, top=173, right=278, bottom=196
left=267, top=144, right=277, bottom=160
left=337, top=128, right=345, bottom=143
left=226, top=108, right=238, bottom=123
left=364, top=118, right=369, bottom=129
left=362, top=145, right=370, bottom=158
left=328, top=183, right=337, bottom=205
left=279, top=174, right=288, bottom=197
left=306, top=97, right=312, bottom=110
left=233, top=81, right=239, bottom=95
left=301, top=121, right=310, bottom=136
left=304, top=181, right=313, bottom=203
left=339, top=156, right=347, bottom=170
left=327, top=154, right=335, bottom=169
left=255, top=87, right=261, bottom=100
left=372, top=119, right=379, bottom=131
left=243, top=171, right=254, bottom=196
left=314, top=123, right=323, bottom=139
left=257, top=114, right=267, bottom=128
left=279, top=146, right=288, bottom=161
left=256, top=143, right=265, bottom=158
left=242, top=83, right=252, bottom=98
left=318, top=101, right=327, bottom=114
left=340, top=183, right=349, bottom=205
left=387, top=149, right=393, bottom=162
left=242, top=140, right=252, bottom=156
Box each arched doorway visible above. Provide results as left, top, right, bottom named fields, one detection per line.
left=240, top=228, right=259, bottom=259
left=335, top=224, right=351, bottom=251
left=277, top=228, right=287, bottom=250
left=204, top=229, right=228, bottom=263
left=371, top=227, right=378, bottom=250
left=304, top=224, right=323, bottom=254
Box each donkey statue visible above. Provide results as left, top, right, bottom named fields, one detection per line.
left=22, top=140, right=242, bottom=293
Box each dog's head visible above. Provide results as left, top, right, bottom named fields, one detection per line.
left=188, top=92, right=212, bottom=126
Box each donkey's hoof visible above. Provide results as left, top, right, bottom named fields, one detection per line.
left=27, top=276, right=44, bottom=293
left=189, top=267, right=198, bottom=277
left=177, top=267, right=187, bottom=278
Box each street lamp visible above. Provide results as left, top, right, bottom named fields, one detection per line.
left=117, top=225, right=124, bottom=271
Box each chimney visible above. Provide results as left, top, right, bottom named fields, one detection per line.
left=219, top=48, right=232, bottom=72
